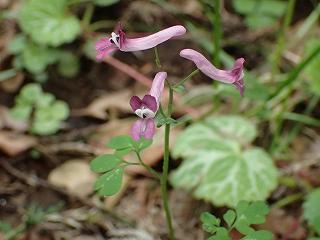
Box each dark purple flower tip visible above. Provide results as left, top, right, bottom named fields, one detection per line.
left=131, top=118, right=156, bottom=141
left=142, top=95, right=157, bottom=113
left=230, top=58, right=245, bottom=96
left=130, top=96, right=142, bottom=111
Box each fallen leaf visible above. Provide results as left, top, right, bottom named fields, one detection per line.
left=48, top=160, right=96, bottom=197
left=0, top=71, right=24, bottom=93
left=0, top=130, right=36, bottom=156
left=73, top=90, right=133, bottom=119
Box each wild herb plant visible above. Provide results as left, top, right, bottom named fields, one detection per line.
left=201, top=201, right=273, bottom=240
left=10, top=83, right=69, bottom=135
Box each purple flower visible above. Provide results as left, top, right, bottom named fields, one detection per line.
left=180, top=49, right=245, bottom=96
left=130, top=72, right=166, bottom=141
left=95, top=25, right=186, bottom=60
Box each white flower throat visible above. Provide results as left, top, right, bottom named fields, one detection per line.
left=135, top=107, right=155, bottom=119
left=109, top=32, right=120, bottom=48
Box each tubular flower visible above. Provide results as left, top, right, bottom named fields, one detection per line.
left=130, top=72, right=166, bottom=141
left=180, top=49, right=245, bottom=96
left=95, top=25, right=186, bottom=60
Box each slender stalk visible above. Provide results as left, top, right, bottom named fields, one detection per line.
left=161, top=86, right=175, bottom=240
left=90, top=20, right=116, bottom=32
left=213, top=0, right=222, bottom=67
left=82, top=3, right=94, bottom=29
left=135, top=152, right=160, bottom=179
left=271, top=0, right=296, bottom=76
left=154, top=47, right=162, bottom=69
left=271, top=193, right=303, bottom=209
left=174, top=69, right=199, bottom=87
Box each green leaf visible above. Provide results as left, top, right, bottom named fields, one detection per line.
left=58, top=52, right=80, bottom=78
left=94, top=168, right=124, bottom=196
left=245, top=14, right=276, bottom=29
left=232, top=0, right=256, bottom=14
left=90, top=154, right=122, bottom=173
left=223, top=210, right=236, bottom=227
left=21, top=42, right=59, bottom=74
left=133, top=137, right=153, bottom=152
left=8, top=34, right=27, bottom=54
left=93, top=0, right=120, bottom=6
left=107, top=135, right=134, bottom=150
left=10, top=105, right=32, bottom=121
left=173, top=116, right=257, bottom=158
left=303, top=188, right=320, bottom=233
left=36, top=93, right=55, bottom=107
left=235, top=201, right=269, bottom=235
left=232, top=0, right=286, bottom=29
left=208, top=227, right=231, bottom=240
left=20, top=83, right=43, bottom=104
left=242, top=230, right=273, bottom=240
left=171, top=116, right=277, bottom=207
left=19, top=0, right=81, bottom=47
left=50, top=100, right=70, bottom=120
left=200, top=212, right=220, bottom=234
left=31, top=118, right=61, bottom=135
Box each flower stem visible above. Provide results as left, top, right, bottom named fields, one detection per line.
left=174, top=69, right=199, bottom=87
left=154, top=47, right=162, bottom=69
left=135, top=152, right=160, bottom=179
left=161, top=86, right=175, bottom=240
left=271, top=0, right=296, bottom=76
left=213, top=0, right=222, bottom=67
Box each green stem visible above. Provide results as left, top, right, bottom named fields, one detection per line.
left=269, top=45, right=320, bottom=102
left=135, top=152, right=160, bottom=179
left=154, top=47, right=162, bottom=69
left=277, top=96, right=319, bottom=153
left=271, top=193, right=303, bottom=209
left=271, top=0, right=296, bottom=76
left=90, top=20, right=116, bottom=32
left=161, top=87, right=175, bottom=240
left=174, top=69, right=199, bottom=87
left=82, top=3, right=94, bottom=29
left=213, top=0, right=222, bottom=67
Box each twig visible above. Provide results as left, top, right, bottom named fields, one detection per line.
left=104, top=57, right=152, bottom=87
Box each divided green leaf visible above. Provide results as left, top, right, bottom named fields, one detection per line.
left=200, top=212, right=220, bottom=234
left=19, top=0, right=81, bottom=46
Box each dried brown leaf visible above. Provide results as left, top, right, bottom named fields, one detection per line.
left=0, top=130, right=36, bottom=156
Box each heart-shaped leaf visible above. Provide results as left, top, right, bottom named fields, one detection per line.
left=171, top=115, right=278, bottom=207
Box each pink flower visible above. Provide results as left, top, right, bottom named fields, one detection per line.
left=130, top=72, right=166, bottom=141
left=180, top=49, right=245, bottom=96
left=95, top=25, right=186, bottom=60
